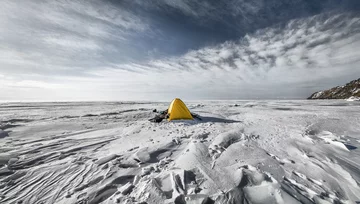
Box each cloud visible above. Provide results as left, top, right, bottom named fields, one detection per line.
left=88, top=12, right=360, bottom=99
left=3, top=80, right=63, bottom=89
left=0, top=0, right=150, bottom=77
left=133, top=0, right=360, bottom=32
left=0, top=0, right=360, bottom=100
left=44, top=37, right=101, bottom=51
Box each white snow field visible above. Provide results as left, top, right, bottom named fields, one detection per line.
left=0, top=100, right=360, bottom=204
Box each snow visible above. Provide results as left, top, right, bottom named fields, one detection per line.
left=312, top=91, right=323, bottom=98
left=1, top=100, right=360, bottom=203
left=346, top=96, right=360, bottom=101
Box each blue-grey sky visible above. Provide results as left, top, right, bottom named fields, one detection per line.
left=1, top=0, right=360, bottom=101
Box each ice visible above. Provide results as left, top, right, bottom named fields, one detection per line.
left=0, top=130, right=8, bottom=138
left=0, top=100, right=360, bottom=203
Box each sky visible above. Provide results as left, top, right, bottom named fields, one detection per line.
left=0, top=0, right=360, bottom=101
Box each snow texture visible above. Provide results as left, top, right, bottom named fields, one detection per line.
left=0, top=100, right=360, bottom=204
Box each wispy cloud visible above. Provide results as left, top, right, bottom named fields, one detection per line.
left=88, top=13, right=360, bottom=99
left=0, top=0, right=150, bottom=76
left=44, top=37, right=102, bottom=51
left=0, top=0, right=359, bottom=100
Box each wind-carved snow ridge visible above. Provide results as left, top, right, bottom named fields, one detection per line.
left=208, top=130, right=245, bottom=160
left=1, top=101, right=360, bottom=203
left=213, top=165, right=284, bottom=204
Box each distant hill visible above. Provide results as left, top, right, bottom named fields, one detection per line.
left=308, top=78, right=360, bottom=100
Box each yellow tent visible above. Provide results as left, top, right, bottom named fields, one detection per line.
left=167, top=98, right=193, bottom=121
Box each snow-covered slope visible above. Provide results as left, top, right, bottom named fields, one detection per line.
left=308, top=78, right=360, bottom=100
left=1, top=101, right=360, bottom=203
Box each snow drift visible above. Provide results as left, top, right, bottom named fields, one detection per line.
left=0, top=100, right=360, bottom=203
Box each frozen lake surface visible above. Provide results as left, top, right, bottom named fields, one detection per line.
left=0, top=100, right=360, bottom=204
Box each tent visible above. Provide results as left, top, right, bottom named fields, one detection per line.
left=167, top=98, right=193, bottom=121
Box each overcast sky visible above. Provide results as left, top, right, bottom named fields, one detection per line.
left=0, top=0, right=360, bottom=101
